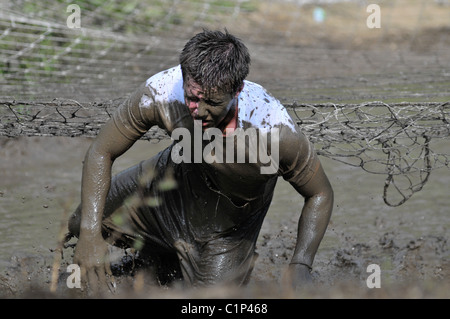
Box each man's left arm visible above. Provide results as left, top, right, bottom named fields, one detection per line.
left=289, top=160, right=333, bottom=286
left=278, top=126, right=334, bottom=288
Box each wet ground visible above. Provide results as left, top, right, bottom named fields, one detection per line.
left=0, top=136, right=448, bottom=298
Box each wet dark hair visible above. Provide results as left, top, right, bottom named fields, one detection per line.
left=179, top=29, right=251, bottom=95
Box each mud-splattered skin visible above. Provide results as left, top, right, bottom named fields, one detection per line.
left=69, top=65, right=333, bottom=292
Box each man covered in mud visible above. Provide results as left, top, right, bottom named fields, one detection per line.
left=67, top=29, right=333, bottom=292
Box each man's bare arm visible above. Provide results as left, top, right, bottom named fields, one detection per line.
left=74, top=119, right=136, bottom=292
left=290, top=161, right=333, bottom=267
left=286, top=160, right=333, bottom=289
left=278, top=125, right=333, bottom=287
left=80, top=121, right=135, bottom=236
left=74, top=84, right=158, bottom=292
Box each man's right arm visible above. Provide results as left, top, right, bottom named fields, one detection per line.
left=74, top=83, right=159, bottom=292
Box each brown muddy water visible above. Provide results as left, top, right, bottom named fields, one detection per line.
left=0, top=136, right=448, bottom=298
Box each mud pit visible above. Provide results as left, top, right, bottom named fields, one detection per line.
left=0, top=136, right=448, bottom=298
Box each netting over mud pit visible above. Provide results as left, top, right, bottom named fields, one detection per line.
left=289, top=101, right=450, bottom=206
left=1, top=99, right=449, bottom=206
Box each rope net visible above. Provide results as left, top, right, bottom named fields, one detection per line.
left=290, top=101, right=449, bottom=206
left=1, top=0, right=449, bottom=206
left=1, top=99, right=448, bottom=206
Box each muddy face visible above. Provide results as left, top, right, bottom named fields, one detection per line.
left=183, top=80, right=241, bottom=131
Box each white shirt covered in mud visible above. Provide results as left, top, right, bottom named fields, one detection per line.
left=112, top=65, right=320, bottom=211
left=77, top=65, right=327, bottom=286
left=142, top=65, right=298, bottom=133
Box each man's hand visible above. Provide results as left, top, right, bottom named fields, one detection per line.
left=73, top=234, right=115, bottom=295
left=285, top=263, right=313, bottom=291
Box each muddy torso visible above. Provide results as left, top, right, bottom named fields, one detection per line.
left=111, top=66, right=320, bottom=237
